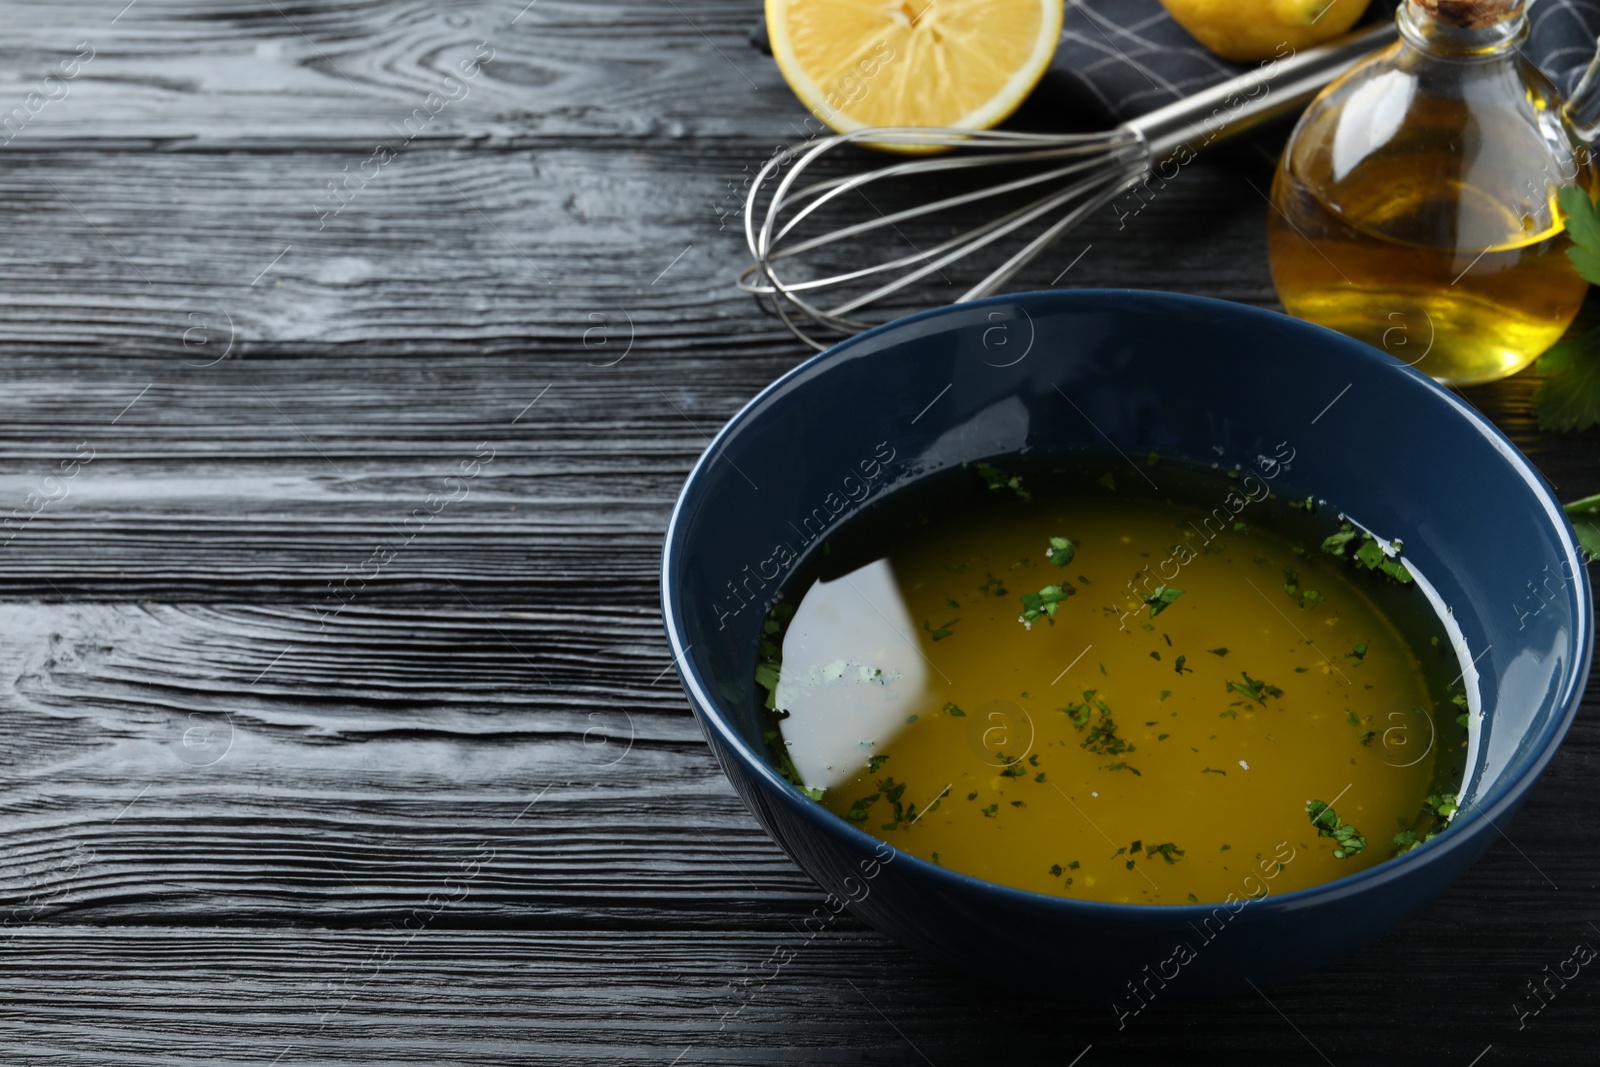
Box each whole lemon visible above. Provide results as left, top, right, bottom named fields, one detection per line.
left=1160, top=0, right=1373, bottom=62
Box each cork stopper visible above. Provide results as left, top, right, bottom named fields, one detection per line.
left=1411, top=0, right=1522, bottom=29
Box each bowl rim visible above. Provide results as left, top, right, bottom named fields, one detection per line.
left=659, top=287, right=1595, bottom=916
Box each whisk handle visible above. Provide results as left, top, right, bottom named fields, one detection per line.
left=1122, top=21, right=1399, bottom=164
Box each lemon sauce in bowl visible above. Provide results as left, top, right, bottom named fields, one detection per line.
left=758, top=456, right=1469, bottom=906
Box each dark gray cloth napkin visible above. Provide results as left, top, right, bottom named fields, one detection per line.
left=751, top=0, right=1600, bottom=123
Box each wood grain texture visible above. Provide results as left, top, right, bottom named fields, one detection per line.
left=0, top=0, right=1596, bottom=1061
left=0, top=0, right=788, bottom=146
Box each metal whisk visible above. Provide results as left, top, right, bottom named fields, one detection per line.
left=741, top=22, right=1397, bottom=349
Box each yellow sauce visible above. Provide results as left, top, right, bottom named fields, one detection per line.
left=763, top=462, right=1465, bottom=905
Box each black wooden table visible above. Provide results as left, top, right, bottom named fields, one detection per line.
left=0, top=2, right=1595, bottom=1063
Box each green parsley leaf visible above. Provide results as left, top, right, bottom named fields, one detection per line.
left=867, top=754, right=890, bottom=773
left=1534, top=331, right=1600, bottom=431
left=1046, top=536, right=1076, bottom=567
left=1560, top=185, right=1600, bottom=282
left=943, top=702, right=966, bottom=717
left=1207, top=647, right=1229, bottom=657
left=1565, top=493, right=1600, bottom=560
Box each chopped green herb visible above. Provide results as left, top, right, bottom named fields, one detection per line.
left=923, top=617, right=957, bottom=641
left=981, top=803, right=999, bottom=817
left=1422, top=793, right=1460, bottom=819
left=1049, top=864, right=1063, bottom=877
left=1158, top=690, right=1172, bottom=701
left=1173, top=655, right=1191, bottom=675
left=846, top=793, right=881, bottom=822
left=1046, top=536, right=1077, bottom=567
left=1351, top=534, right=1413, bottom=583
left=1149, top=651, right=1161, bottom=661
left=1350, top=643, right=1368, bottom=661
left=1321, top=524, right=1360, bottom=556
left=868, top=754, right=890, bottom=773
left=1143, top=585, right=1185, bottom=617
left=931, top=852, right=943, bottom=866
left=1344, top=709, right=1361, bottom=726
left=943, top=702, right=966, bottom=717
left=1018, top=583, right=1075, bottom=626
left=966, top=791, right=978, bottom=801
left=1157, top=733, right=1170, bottom=741
left=973, top=461, right=1031, bottom=501
left=1306, top=799, right=1367, bottom=859
left=1098, top=471, right=1117, bottom=491
left=1104, top=761, right=1141, bottom=775
left=1225, top=671, right=1283, bottom=705
left=1187, top=893, right=1199, bottom=904
left=1145, top=842, right=1185, bottom=864
left=1207, top=647, right=1229, bottom=657
left=1201, top=767, right=1227, bottom=776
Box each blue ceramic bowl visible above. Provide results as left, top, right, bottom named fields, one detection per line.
left=660, top=290, right=1593, bottom=996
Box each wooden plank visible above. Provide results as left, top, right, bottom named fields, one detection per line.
left=0, top=143, right=1281, bottom=358
left=0, top=923, right=1594, bottom=1064
left=0, top=599, right=1592, bottom=927
left=0, top=0, right=791, bottom=147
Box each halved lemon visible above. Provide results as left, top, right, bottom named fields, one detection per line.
left=766, top=0, right=1063, bottom=147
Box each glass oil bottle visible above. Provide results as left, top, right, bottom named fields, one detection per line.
left=1268, top=0, right=1600, bottom=385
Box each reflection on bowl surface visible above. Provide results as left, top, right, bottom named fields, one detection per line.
left=661, top=290, right=1592, bottom=996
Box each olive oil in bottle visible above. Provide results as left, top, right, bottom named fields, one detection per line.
left=1268, top=0, right=1597, bottom=386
